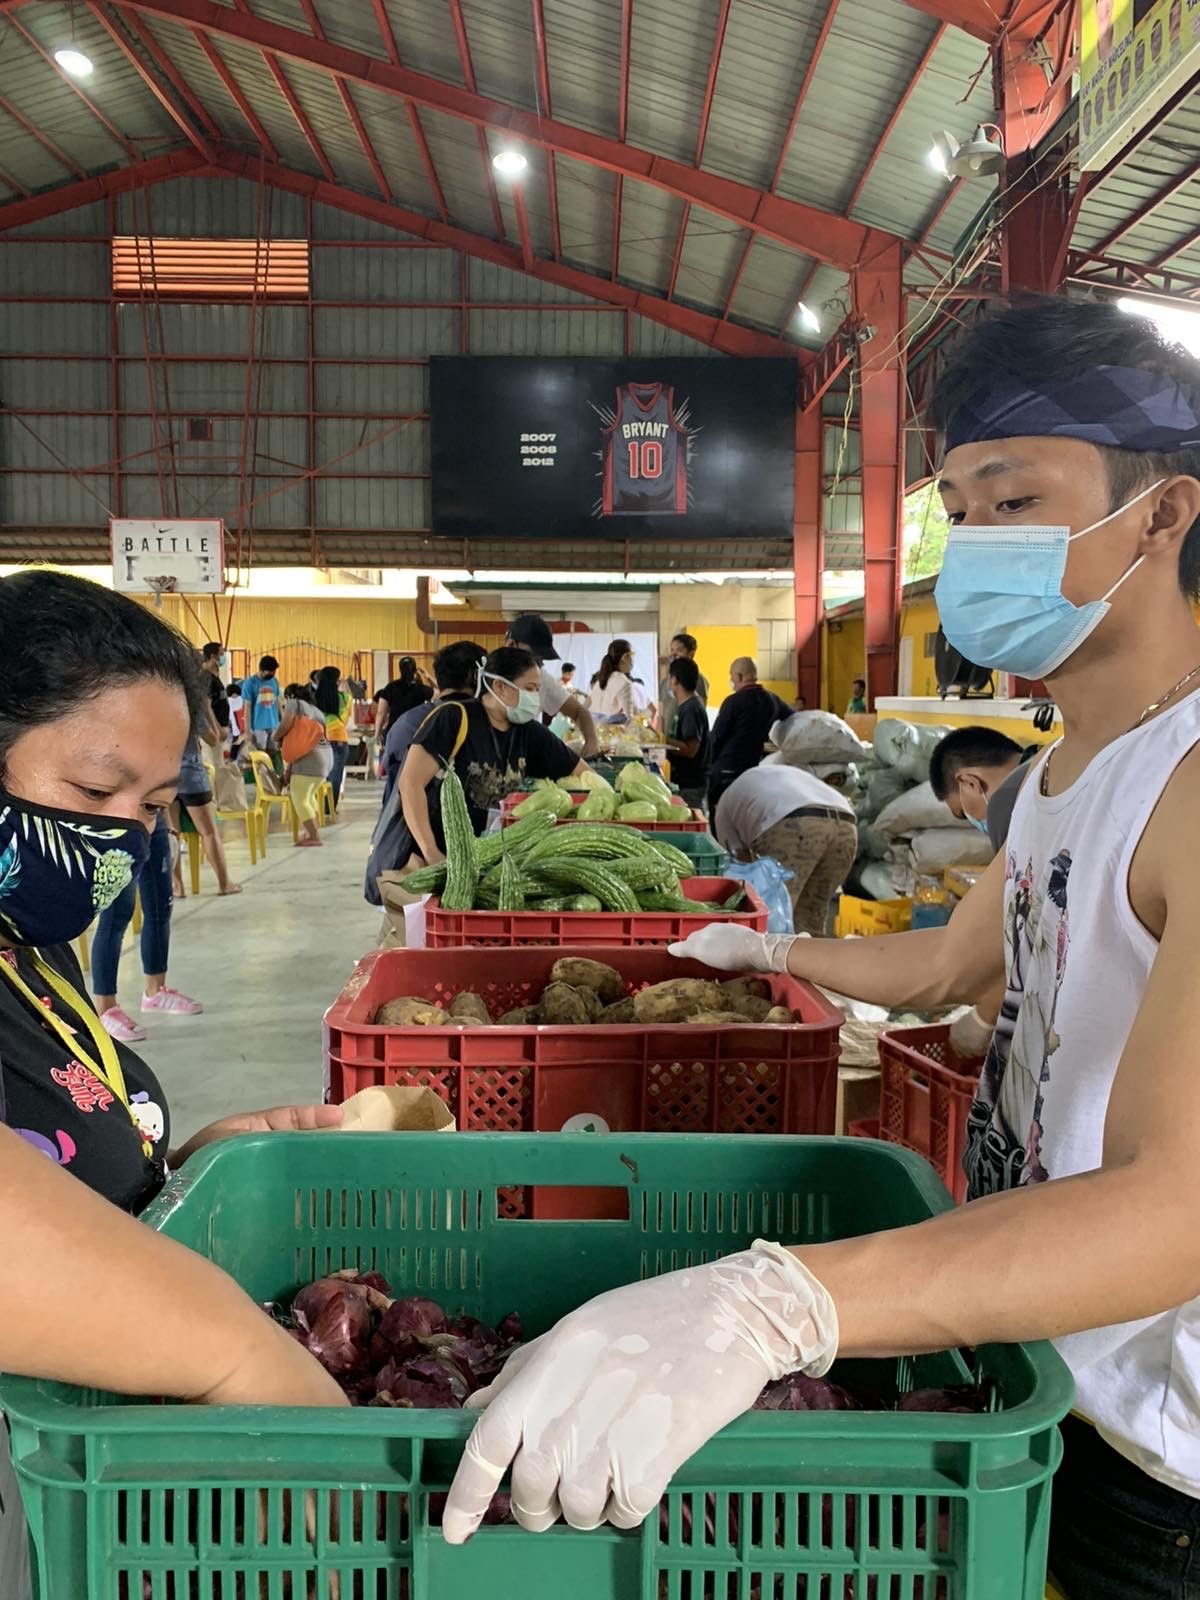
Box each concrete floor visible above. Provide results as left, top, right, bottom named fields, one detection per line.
left=95, top=782, right=383, bottom=1147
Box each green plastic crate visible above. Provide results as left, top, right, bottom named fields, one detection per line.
left=1, top=1134, right=1072, bottom=1600
left=655, top=829, right=726, bottom=875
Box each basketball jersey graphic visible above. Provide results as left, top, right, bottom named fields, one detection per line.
left=601, top=382, right=688, bottom=516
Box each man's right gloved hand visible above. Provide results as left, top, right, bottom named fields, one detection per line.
left=667, top=924, right=797, bottom=973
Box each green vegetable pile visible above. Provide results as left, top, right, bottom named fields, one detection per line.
left=404, top=766, right=746, bottom=915
left=513, top=766, right=694, bottom=825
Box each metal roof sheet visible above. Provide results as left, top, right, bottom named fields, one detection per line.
left=726, top=234, right=817, bottom=338
left=612, top=175, right=685, bottom=294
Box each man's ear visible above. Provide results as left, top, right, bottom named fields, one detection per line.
left=1142, top=476, right=1200, bottom=558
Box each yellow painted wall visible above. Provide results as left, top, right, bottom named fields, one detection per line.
left=687, top=625, right=757, bottom=709
left=823, top=617, right=865, bottom=714
left=146, top=595, right=504, bottom=694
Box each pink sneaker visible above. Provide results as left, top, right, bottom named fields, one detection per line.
left=99, top=1006, right=147, bottom=1043
left=141, top=987, right=203, bottom=1016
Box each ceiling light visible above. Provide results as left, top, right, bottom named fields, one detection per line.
left=796, top=300, right=820, bottom=334
left=928, top=131, right=957, bottom=176
left=55, top=46, right=94, bottom=76
left=492, top=148, right=528, bottom=177
left=951, top=123, right=1004, bottom=177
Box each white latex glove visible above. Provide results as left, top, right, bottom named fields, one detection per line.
left=667, top=923, right=796, bottom=973
left=948, top=1005, right=996, bottom=1060
left=442, top=1240, right=837, bottom=1544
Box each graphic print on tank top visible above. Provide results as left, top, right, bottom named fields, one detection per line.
left=594, top=382, right=692, bottom=517
left=964, top=845, right=1073, bottom=1198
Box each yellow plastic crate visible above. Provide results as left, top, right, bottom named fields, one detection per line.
left=835, top=893, right=912, bottom=938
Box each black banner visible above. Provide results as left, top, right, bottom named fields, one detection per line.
left=430, top=356, right=796, bottom=541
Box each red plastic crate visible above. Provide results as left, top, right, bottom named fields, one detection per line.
left=500, top=791, right=707, bottom=831
left=876, top=1024, right=983, bottom=1204
left=325, top=946, right=841, bottom=1144
left=422, top=875, right=766, bottom=947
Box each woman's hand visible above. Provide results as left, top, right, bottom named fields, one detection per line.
left=667, top=925, right=796, bottom=973
left=442, top=1242, right=837, bottom=1544
left=171, top=1103, right=343, bottom=1167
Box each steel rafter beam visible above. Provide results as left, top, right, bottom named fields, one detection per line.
left=89, top=0, right=885, bottom=268
left=0, top=89, right=84, bottom=176
left=367, top=0, right=447, bottom=217
left=294, top=0, right=389, bottom=198
left=666, top=0, right=731, bottom=301
left=901, top=0, right=1058, bottom=42
left=1148, top=227, right=1199, bottom=271
left=215, top=148, right=806, bottom=358
left=446, top=0, right=505, bottom=242
left=610, top=0, right=632, bottom=282
left=224, top=0, right=334, bottom=183
left=721, top=0, right=840, bottom=323
left=1079, top=162, right=1199, bottom=263
left=530, top=0, right=561, bottom=260
left=0, top=148, right=210, bottom=231
left=1065, top=249, right=1200, bottom=301
left=798, top=314, right=858, bottom=411
left=8, top=14, right=141, bottom=161
left=844, top=24, right=944, bottom=218
left=193, top=30, right=277, bottom=158
left=87, top=3, right=217, bottom=158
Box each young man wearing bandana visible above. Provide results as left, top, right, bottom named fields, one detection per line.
left=441, top=299, right=1200, bottom=1598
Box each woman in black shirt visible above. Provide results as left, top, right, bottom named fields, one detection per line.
left=398, top=644, right=585, bottom=863
left=0, top=571, right=345, bottom=1414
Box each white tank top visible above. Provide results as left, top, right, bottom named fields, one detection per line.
left=965, top=686, right=1200, bottom=1496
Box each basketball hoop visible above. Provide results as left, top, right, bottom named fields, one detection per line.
left=144, top=575, right=179, bottom=609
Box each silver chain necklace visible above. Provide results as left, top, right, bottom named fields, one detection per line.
left=1040, top=660, right=1200, bottom=796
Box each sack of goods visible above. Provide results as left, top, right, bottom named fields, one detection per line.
left=770, top=711, right=870, bottom=767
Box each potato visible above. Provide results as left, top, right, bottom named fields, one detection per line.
left=599, top=996, right=637, bottom=1023
left=686, top=1010, right=745, bottom=1025
left=719, top=978, right=772, bottom=1005
left=765, top=1006, right=794, bottom=1024
left=496, top=1005, right=537, bottom=1025
left=633, top=979, right=730, bottom=1024
left=571, top=985, right=605, bottom=1022
left=374, top=996, right=451, bottom=1027
left=723, top=994, right=774, bottom=1022
left=537, top=983, right=593, bottom=1025
left=448, top=991, right=492, bottom=1024
left=549, top=957, right=624, bottom=1002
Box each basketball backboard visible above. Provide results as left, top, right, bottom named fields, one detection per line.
left=110, top=519, right=225, bottom=595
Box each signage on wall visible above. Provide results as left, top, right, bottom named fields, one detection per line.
left=1078, top=0, right=1199, bottom=170
left=430, top=357, right=797, bottom=542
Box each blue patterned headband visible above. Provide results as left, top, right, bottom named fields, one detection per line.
left=944, top=364, right=1200, bottom=453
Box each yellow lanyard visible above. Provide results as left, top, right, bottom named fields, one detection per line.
left=0, top=951, right=151, bottom=1155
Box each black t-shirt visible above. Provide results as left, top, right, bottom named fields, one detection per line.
left=377, top=681, right=432, bottom=724
left=710, top=684, right=792, bottom=779
left=412, top=699, right=578, bottom=845
left=0, top=943, right=169, bottom=1213
left=670, top=696, right=711, bottom=789
left=206, top=671, right=230, bottom=730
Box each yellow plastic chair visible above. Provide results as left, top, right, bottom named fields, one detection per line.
left=203, top=760, right=262, bottom=865
left=316, top=779, right=337, bottom=825
left=248, top=750, right=297, bottom=843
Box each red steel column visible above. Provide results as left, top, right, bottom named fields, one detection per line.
left=855, top=238, right=904, bottom=704
left=793, top=401, right=822, bottom=707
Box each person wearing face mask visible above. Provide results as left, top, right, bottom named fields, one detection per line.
left=443, top=298, right=1200, bottom=1597
left=397, top=645, right=586, bottom=866
left=0, top=571, right=350, bottom=1593
left=199, top=642, right=230, bottom=750
left=928, top=726, right=1034, bottom=850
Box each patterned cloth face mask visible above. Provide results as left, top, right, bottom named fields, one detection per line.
left=0, top=790, right=150, bottom=946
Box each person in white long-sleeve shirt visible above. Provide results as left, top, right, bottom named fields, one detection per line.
left=589, top=639, right=637, bottom=721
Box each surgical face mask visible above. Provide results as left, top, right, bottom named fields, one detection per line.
left=0, top=790, right=150, bottom=946
left=966, top=813, right=991, bottom=835
left=482, top=671, right=540, bottom=726
left=934, top=480, right=1165, bottom=680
